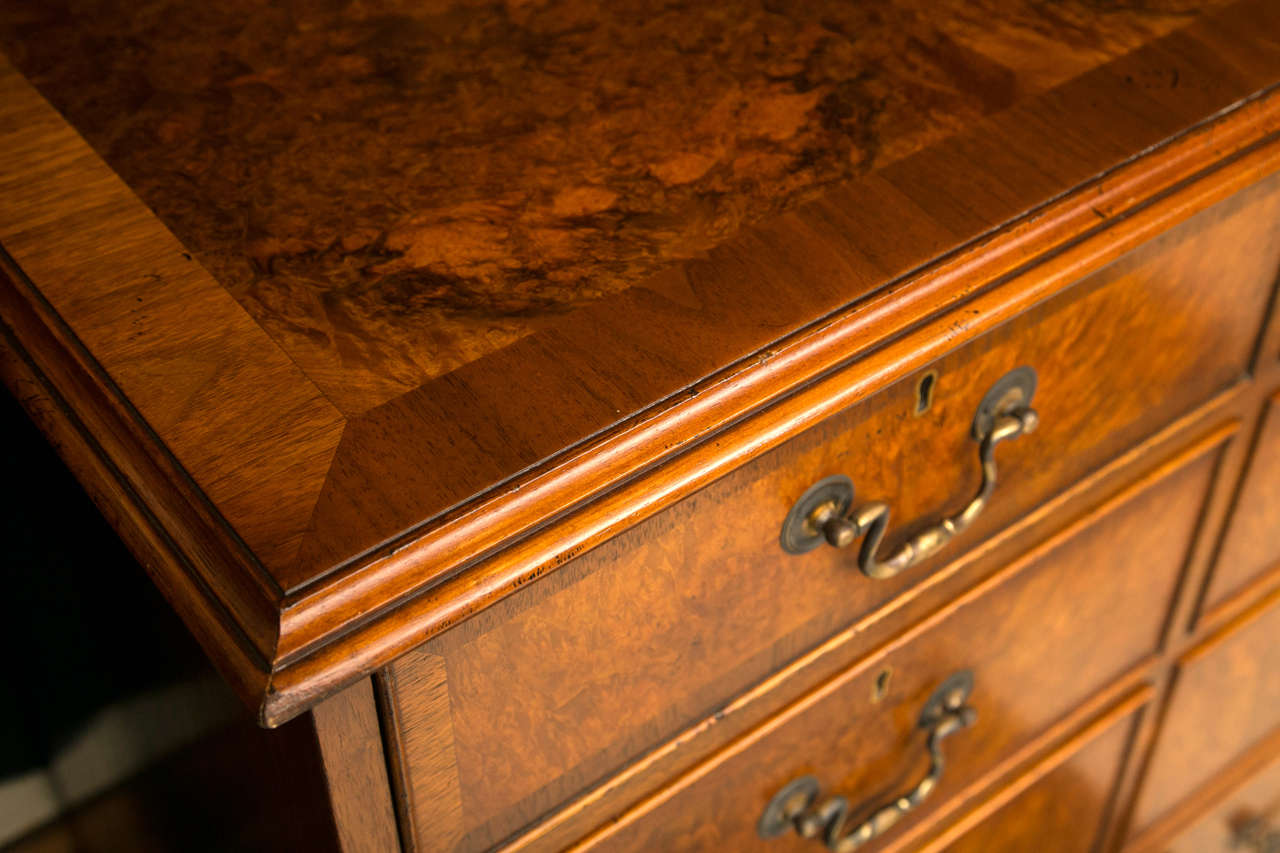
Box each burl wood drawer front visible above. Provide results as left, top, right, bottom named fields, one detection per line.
left=1132, top=592, right=1280, bottom=835
left=387, top=431, right=1222, bottom=852
left=1161, top=751, right=1280, bottom=852
left=1200, top=391, right=1280, bottom=614
left=570, top=442, right=1217, bottom=852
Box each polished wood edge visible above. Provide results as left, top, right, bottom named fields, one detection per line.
left=909, top=687, right=1153, bottom=853
left=311, top=679, right=402, bottom=853
left=500, top=421, right=1233, bottom=852
left=261, top=125, right=1279, bottom=724
left=446, top=390, right=1243, bottom=658
left=1125, top=725, right=1280, bottom=853
left=0, top=259, right=276, bottom=711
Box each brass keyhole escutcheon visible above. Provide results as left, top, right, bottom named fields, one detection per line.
left=914, top=370, right=938, bottom=416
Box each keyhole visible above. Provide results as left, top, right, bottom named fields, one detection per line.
left=915, top=370, right=938, bottom=416
left=872, top=667, right=893, bottom=702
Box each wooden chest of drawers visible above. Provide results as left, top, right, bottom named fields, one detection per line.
left=2, top=2, right=1279, bottom=851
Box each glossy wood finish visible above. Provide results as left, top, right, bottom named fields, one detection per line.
left=1200, top=392, right=1280, bottom=613
left=1132, top=589, right=1280, bottom=836
left=1161, top=750, right=1280, bottom=853
left=0, top=0, right=1240, bottom=411
left=3, top=1, right=1280, bottom=724
left=394, top=435, right=1218, bottom=852
left=379, top=650, right=464, bottom=853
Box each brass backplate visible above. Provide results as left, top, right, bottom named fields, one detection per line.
left=780, top=475, right=854, bottom=554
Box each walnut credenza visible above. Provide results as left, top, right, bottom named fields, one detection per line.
left=2, top=2, right=1280, bottom=851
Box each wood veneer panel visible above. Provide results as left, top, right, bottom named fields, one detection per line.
left=289, top=8, right=1280, bottom=590
left=499, top=411, right=1239, bottom=853
left=0, top=0, right=1241, bottom=412
left=1132, top=591, right=1280, bottom=834
left=281, top=140, right=1280, bottom=669
left=301, top=159, right=1280, bottom=585
left=390, top=435, right=1220, bottom=850
left=379, top=649, right=465, bottom=853
left=1202, top=392, right=1280, bottom=612
left=311, top=680, right=401, bottom=853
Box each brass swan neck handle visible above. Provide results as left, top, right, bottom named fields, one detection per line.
left=780, top=367, right=1039, bottom=580
left=758, top=672, right=977, bottom=851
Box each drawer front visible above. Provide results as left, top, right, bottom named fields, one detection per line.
left=572, top=439, right=1217, bottom=852
left=1162, top=751, right=1280, bottom=853
left=385, top=425, right=1224, bottom=852
left=1201, top=391, right=1280, bottom=613
left=928, top=706, right=1141, bottom=853
left=1133, top=593, right=1280, bottom=833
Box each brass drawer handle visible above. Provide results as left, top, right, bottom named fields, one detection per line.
left=758, top=671, right=977, bottom=851
left=1233, top=816, right=1280, bottom=852
left=780, top=367, right=1039, bottom=579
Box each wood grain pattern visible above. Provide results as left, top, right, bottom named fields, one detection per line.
left=1127, top=726, right=1280, bottom=852
left=1, top=0, right=1279, bottom=725
left=298, top=165, right=1280, bottom=593
left=0, top=0, right=1238, bottom=412
left=1131, top=587, right=1280, bottom=835
left=1200, top=392, right=1280, bottom=613
left=389, top=435, right=1219, bottom=851
left=284, top=4, right=1280, bottom=597
left=1095, top=380, right=1280, bottom=853
left=378, top=649, right=465, bottom=853
left=311, top=679, right=401, bottom=853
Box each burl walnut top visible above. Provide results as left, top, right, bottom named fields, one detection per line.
left=0, top=0, right=1222, bottom=412
left=0, top=0, right=1274, bottom=721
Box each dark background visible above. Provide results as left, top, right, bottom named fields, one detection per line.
left=0, top=389, right=208, bottom=780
